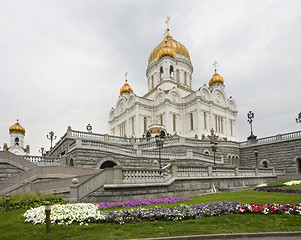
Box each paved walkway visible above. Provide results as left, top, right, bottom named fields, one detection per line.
left=130, top=231, right=301, bottom=240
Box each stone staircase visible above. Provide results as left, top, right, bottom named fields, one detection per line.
left=0, top=151, right=101, bottom=197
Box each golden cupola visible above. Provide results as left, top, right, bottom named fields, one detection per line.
left=209, top=61, right=224, bottom=86
left=9, top=119, right=25, bottom=135
left=148, top=24, right=190, bottom=63
left=120, top=73, right=133, bottom=95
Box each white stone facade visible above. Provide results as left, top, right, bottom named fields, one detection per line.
left=109, top=32, right=237, bottom=141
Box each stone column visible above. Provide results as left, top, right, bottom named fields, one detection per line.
left=207, top=166, right=213, bottom=177
left=170, top=157, right=178, bottom=178
left=255, top=167, right=258, bottom=176
left=234, top=166, right=239, bottom=176
left=69, top=178, right=79, bottom=203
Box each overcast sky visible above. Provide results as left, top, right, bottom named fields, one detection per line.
left=1, top=0, right=300, bottom=155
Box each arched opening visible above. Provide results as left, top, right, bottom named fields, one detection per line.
left=228, top=156, right=232, bottom=165
left=159, top=130, right=165, bottom=137
left=297, top=158, right=301, bottom=173
left=160, top=66, right=163, bottom=80
left=69, top=159, right=74, bottom=167
left=190, top=112, right=193, bottom=130
left=146, top=131, right=151, bottom=138
left=15, top=137, right=19, bottom=145
left=170, top=65, right=174, bottom=78
left=100, top=161, right=117, bottom=169
left=262, top=161, right=268, bottom=168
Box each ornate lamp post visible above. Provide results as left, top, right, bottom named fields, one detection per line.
left=47, top=131, right=57, bottom=149
left=296, top=112, right=301, bottom=124
left=39, top=147, right=46, bottom=156
left=254, top=149, right=259, bottom=167
left=155, top=134, right=165, bottom=169
left=210, top=128, right=218, bottom=165
left=86, top=124, right=92, bottom=133
left=247, top=111, right=257, bottom=140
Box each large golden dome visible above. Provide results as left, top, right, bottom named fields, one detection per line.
left=9, top=119, right=25, bottom=135
left=120, top=80, right=133, bottom=95
left=148, top=30, right=190, bottom=64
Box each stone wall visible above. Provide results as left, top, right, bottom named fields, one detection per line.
left=240, top=138, right=301, bottom=174
left=0, top=163, right=24, bottom=182
left=83, top=175, right=276, bottom=202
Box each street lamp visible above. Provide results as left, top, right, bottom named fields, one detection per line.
left=210, top=128, right=218, bottom=165
left=296, top=112, right=301, bottom=124
left=254, top=149, right=259, bottom=167
left=39, top=147, right=46, bottom=156
left=155, top=134, right=165, bottom=169
left=86, top=124, right=92, bottom=133
left=47, top=131, right=57, bottom=149
left=247, top=111, right=257, bottom=140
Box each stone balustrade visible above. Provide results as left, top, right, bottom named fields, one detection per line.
left=240, top=130, right=301, bottom=147
left=22, top=155, right=61, bottom=166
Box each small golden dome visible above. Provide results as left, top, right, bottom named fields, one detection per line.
left=148, top=31, right=190, bottom=64
left=157, top=39, right=177, bottom=61
left=209, top=61, right=224, bottom=86
left=9, top=119, right=25, bottom=135
left=120, top=80, right=133, bottom=95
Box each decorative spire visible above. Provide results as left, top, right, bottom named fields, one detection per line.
left=125, top=72, right=128, bottom=83
left=209, top=60, right=224, bottom=86
left=164, top=16, right=171, bottom=37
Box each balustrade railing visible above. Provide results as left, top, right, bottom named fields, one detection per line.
left=22, top=155, right=61, bottom=166
left=258, top=168, right=273, bottom=176
left=177, top=165, right=208, bottom=177
left=239, top=168, right=255, bottom=176
left=213, top=167, right=236, bottom=177
left=122, top=164, right=171, bottom=184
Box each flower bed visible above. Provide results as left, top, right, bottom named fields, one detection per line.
left=234, top=203, right=301, bottom=215
left=24, top=202, right=238, bottom=225
left=254, top=185, right=301, bottom=193
left=95, top=197, right=191, bottom=209
left=23, top=202, right=301, bottom=226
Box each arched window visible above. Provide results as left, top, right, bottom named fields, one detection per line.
left=160, top=66, right=163, bottom=80
left=160, top=115, right=163, bottom=125
left=15, top=137, right=19, bottom=145
left=184, top=72, right=187, bottom=85
left=173, top=114, right=176, bottom=132
left=190, top=113, right=193, bottom=130
left=170, top=65, right=174, bottom=78
left=144, top=117, right=147, bottom=133
left=69, top=159, right=74, bottom=167
left=204, top=112, right=207, bottom=130
left=151, top=76, right=154, bottom=88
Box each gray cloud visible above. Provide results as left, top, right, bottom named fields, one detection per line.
left=1, top=0, right=300, bottom=154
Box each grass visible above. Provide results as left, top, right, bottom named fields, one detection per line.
left=0, top=181, right=301, bottom=240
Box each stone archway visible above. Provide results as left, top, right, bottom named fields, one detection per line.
left=99, top=161, right=117, bottom=169
left=96, top=157, right=121, bottom=169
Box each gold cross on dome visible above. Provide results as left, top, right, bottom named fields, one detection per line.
left=213, top=61, right=218, bottom=72
left=125, top=72, right=128, bottom=82
left=165, top=16, right=171, bottom=29
left=164, top=16, right=171, bottom=36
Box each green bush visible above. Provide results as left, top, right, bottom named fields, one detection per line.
left=0, top=192, right=66, bottom=211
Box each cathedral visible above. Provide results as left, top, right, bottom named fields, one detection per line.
left=109, top=20, right=237, bottom=141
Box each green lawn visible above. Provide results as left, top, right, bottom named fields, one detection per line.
left=0, top=184, right=301, bottom=240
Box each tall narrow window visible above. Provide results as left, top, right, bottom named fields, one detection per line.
left=215, top=116, right=218, bottom=132
left=173, top=114, right=176, bottom=132
left=230, top=120, right=233, bottom=136
left=151, top=76, right=154, bottom=89
left=160, top=115, right=163, bottom=125
left=160, top=66, right=163, bottom=80
left=170, top=65, right=174, bottom=78
left=184, top=72, right=187, bottom=85
left=204, top=112, right=207, bottom=130
left=144, top=117, right=147, bottom=133
left=190, top=113, right=193, bottom=130
left=131, top=117, right=134, bottom=136
left=221, top=118, right=224, bottom=133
